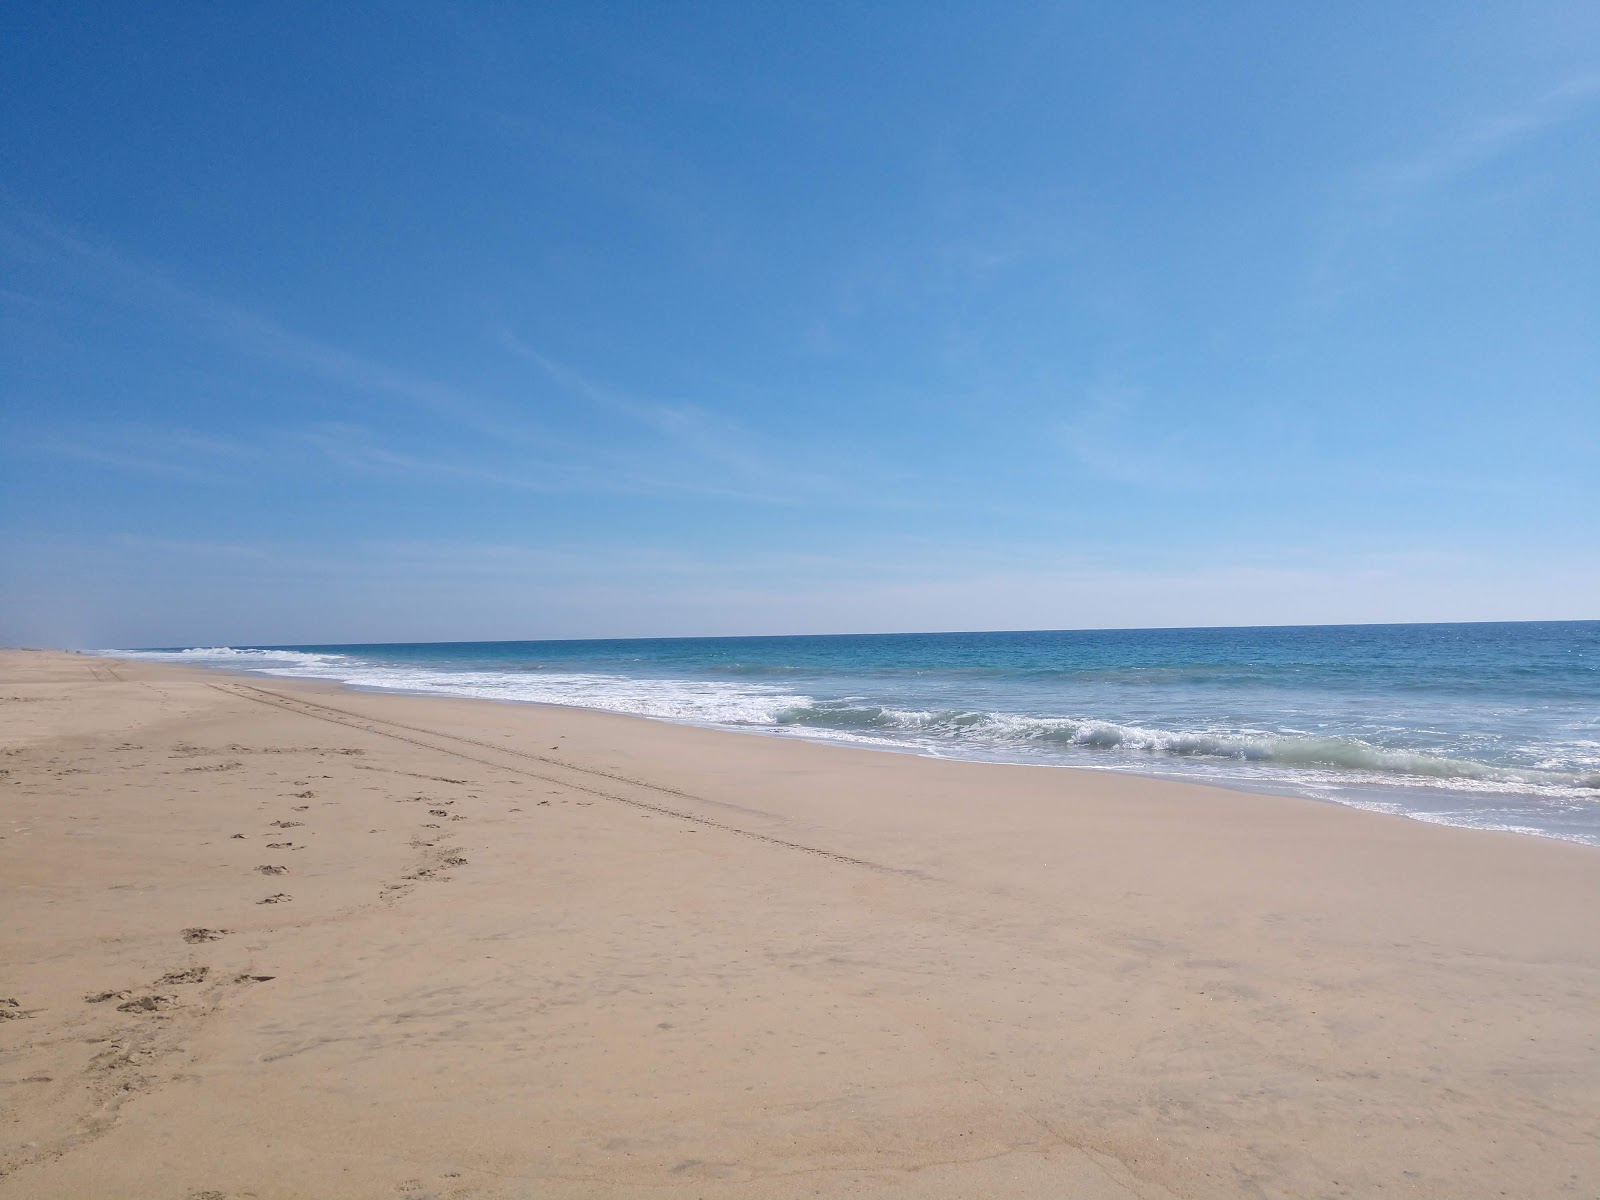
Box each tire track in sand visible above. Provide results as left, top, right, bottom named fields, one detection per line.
left=211, top=682, right=914, bottom=877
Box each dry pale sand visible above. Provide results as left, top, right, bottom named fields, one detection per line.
left=1, top=649, right=1597, bottom=1200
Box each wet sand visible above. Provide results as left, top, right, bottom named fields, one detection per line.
left=2, top=648, right=1597, bottom=1198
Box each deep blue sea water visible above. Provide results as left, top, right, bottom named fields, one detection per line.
left=104, top=621, right=1600, bottom=845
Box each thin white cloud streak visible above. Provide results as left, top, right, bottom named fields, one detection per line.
left=1376, top=74, right=1600, bottom=205
left=297, top=420, right=823, bottom=506
left=1303, top=72, right=1600, bottom=312
left=3, top=211, right=763, bottom=499
left=0, top=213, right=503, bottom=425
left=114, top=534, right=273, bottom=560
left=30, top=440, right=226, bottom=483
left=495, top=330, right=903, bottom=506
left=10, top=426, right=261, bottom=485
left=13, top=411, right=853, bottom=507
left=355, top=537, right=1088, bottom=583
left=1057, top=387, right=1214, bottom=489
left=3, top=211, right=901, bottom=507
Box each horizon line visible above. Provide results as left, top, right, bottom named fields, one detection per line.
left=57, top=614, right=1600, bottom=652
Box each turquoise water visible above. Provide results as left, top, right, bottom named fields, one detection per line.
left=106, top=621, right=1600, bottom=845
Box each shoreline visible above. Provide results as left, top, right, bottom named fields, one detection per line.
left=91, top=647, right=1600, bottom=849
left=4, top=648, right=1598, bottom=1198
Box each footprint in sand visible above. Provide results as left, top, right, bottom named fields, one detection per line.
left=255, top=864, right=289, bottom=875
left=0, top=997, right=37, bottom=1020
left=258, top=893, right=292, bottom=904
left=291, top=804, right=310, bottom=811
left=115, top=994, right=175, bottom=1013
left=233, top=973, right=275, bottom=984
left=85, top=989, right=132, bottom=1004
left=268, top=820, right=303, bottom=829
left=156, top=967, right=208, bottom=985
left=182, top=928, right=230, bottom=943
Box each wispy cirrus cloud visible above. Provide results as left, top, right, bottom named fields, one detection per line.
left=3, top=209, right=901, bottom=507
left=1305, top=72, right=1600, bottom=310
left=1056, top=384, right=1243, bottom=491
left=17, top=426, right=257, bottom=483
left=495, top=329, right=899, bottom=505
left=114, top=534, right=274, bottom=560
left=296, top=419, right=812, bottom=505
left=0, top=211, right=503, bottom=426
left=1375, top=73, right=1600, bottom=207
left=34, top=440, right=225, bottom=482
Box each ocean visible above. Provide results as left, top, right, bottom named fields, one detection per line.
left=103, top=621, right=1600, bottom=846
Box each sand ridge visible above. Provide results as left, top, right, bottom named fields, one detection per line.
left=2, top=649, right=1597, bottom=1198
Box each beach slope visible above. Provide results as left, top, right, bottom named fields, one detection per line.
left=2, top=649, right=1596, bottom=1198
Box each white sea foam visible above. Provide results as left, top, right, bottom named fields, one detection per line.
left=97, top=648, right=811, bottom=726
left=106, top=646, right=353, bottom=670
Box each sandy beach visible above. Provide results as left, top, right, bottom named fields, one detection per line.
left=2, top=647, right=1597, bottom=1199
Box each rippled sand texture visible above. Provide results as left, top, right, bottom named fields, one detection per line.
left=2, top=649, right=1597, bottom=1199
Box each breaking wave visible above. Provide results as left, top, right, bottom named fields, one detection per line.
left=112, top=646, right=354, bottom=668
left=772, top=703, right=1600, bottom=794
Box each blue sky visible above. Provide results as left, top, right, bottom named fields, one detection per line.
left=3, top=1, right=1597, bottom=646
